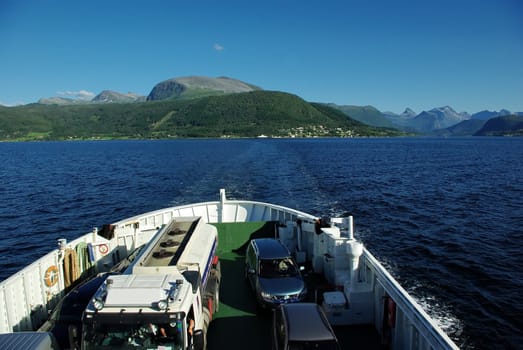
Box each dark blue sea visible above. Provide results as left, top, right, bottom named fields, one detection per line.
left=0, top=138, right=522, bottom=349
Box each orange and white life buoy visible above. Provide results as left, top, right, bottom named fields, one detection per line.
left=44, top=265, right=59, bottom=287
left=98, top=244, right=109, bottom=255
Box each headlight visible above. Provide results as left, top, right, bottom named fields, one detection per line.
left=93, top=298, right=104, bottom=310
left=260, top=291, right=272, bottom=300
left=158, top=300, right=168, bottom=310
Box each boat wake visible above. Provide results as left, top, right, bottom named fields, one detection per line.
left=407, top=283, right=469, bottom=349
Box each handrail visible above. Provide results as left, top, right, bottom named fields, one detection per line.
left=364, top=248, right=459, bottom=350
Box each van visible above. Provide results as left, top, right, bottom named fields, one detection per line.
left=245, top=238, right=306, bottom=308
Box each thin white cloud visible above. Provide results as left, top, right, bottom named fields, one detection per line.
left=0, top=100, right=25, bottom=107
left=57, top=90, right=95, bottom=100
left=213, top=43, right=225, bottom=52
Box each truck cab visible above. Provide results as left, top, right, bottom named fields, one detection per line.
left=81, top=217, right=220, bottom=350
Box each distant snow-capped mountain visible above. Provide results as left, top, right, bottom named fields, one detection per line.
left=383, top=107, right=418, bottom=129
left=383, top=106, right=522, bottom=135
left=400, top=107, right=417, bottom=119
left=408, top=106, right=470, bottom=133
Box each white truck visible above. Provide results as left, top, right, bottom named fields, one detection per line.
left=80, top=217, right=221, bottom=350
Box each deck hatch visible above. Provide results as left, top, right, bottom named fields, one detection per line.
left=141, top=219, right=200, bottom=267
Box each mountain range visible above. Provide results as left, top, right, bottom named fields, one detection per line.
left=333, top=104, right=522, bottom=135
left=3, top=75, right=523, bottom=138
left=37, top=76, right=259, bottom=105
left=0, top=88, right=404, bottom=141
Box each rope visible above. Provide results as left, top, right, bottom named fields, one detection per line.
left=63, top=248, right=80, bottom=288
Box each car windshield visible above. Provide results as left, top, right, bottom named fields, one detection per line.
left=288, top=340, right=340, bottom=350
left=49, top=294, right=89, bottom=322
left=83, top=321, right=184, bottom=349
left=50, top=275, right=107, bottom=322
left=259, top=258, right=298, bottom=278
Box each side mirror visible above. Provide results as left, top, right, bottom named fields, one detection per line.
left=192, top=329, right=204, bottom=350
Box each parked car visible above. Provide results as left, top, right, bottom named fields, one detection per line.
left=272, top=303, right=341, bottom=350
left=38, top=273, right=110, bottom=350
left=245, top=238, right=306, bottom=308
left=0, top=332, right=60, bottom=350
left=38, top=245, right=146, bottom=349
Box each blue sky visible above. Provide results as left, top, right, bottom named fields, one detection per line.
left=1, top=0, right=522, bottom=114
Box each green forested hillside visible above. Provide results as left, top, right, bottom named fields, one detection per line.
left=474, top=115, right=523, bottom=136
left=0, top=91, right=403, bottom=141
left=327, top=104, right=395, bottom=128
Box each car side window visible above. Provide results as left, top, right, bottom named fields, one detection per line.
left=246, top=243, right=255, bottom=269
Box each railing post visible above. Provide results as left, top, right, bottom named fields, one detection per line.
left=219, top=189, right=226, bottom=223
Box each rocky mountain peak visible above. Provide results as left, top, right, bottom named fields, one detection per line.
left=146, top=76, right=261, bottom=101
left=401, top=108, right=417, bottom=118
left=92, top=90, right=145, bottom=103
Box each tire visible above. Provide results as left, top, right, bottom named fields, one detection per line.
left=214, top=260, right=221, bottom=279
left=205, top=272, right=220, bottom=314
left=214, top=284, right=220, bottom=313
left=213, top=261, right=221, bottom=312
left=202, top=307, right=211, bottom=350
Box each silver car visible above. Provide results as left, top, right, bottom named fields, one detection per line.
left=245, top=238, right=307, bottom=308
left=272, top=303, right=341, bottom=350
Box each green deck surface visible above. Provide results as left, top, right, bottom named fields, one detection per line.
left=208, top=222, right=275, bottom=350
left=208, top=222, right=382, bottom=350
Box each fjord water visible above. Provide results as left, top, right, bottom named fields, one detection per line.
left=0, top=137, right=522, bottom=349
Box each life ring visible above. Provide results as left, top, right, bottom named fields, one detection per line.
left=98, top=244, right=109, bottom=255
left=44, top=265, right=59, bottom=287
left=314, top=219, right=323, bottom=235
left=387, top=297, right=396, bottom=328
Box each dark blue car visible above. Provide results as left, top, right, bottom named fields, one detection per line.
left=38, top=273, right=110, bottom=350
